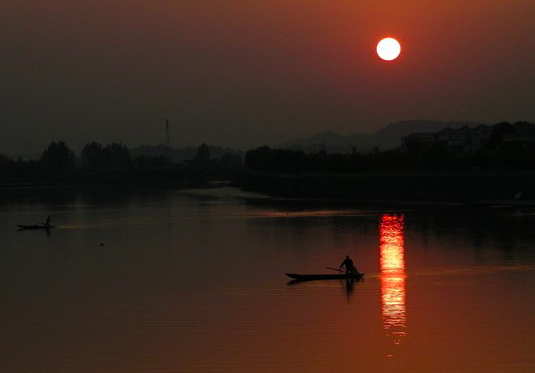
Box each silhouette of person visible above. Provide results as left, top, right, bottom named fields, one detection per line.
left=45, top=215, right=51, bottom=227
left=339, top=255, right=359, bottom=275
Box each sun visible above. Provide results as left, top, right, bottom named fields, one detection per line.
left=377, top=38, right=401, bottom=61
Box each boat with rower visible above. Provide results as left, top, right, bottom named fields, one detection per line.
left=286, top=271, right=364, bottom=282
left=17, top=224, right=55, bottom=230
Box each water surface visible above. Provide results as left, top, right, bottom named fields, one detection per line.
left=0, top=187, right=533, bottom=372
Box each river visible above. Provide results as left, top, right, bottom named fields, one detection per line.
left=0, top=187, right=533, bottom=372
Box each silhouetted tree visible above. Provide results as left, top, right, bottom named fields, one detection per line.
left=244, top=146, right=305, bottom=172
left=81, top=142, right=104, bottom=169
left=484, top=122, right=514, bottom=152
left=244, top=146, right=272, bottom=170
left=185, top=144, right=217, bottom=168
left=219, top=153, right=242, bottom=167
left=81, top=142, right=131, bottom=170
left=40, top=141, right=76, bottom=180
left=102, top=143, right=131, bottom=168
left=196, top=144, right=210, bottom=162
left=0, top=154, right=15, bottom=183
left=133, top=155, right=169, bottom=168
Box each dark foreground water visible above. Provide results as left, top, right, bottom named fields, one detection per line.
left=0, top=187, right=534, bottom=373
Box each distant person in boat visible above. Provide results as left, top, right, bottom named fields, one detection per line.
left=339, top=255, right=359, bottom=275
left=45, top=215, right=51, bottom=227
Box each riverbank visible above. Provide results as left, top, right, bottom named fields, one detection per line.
left=0, top=167, right=241, bottom=190
left=234, top=170, right=535, bottom=205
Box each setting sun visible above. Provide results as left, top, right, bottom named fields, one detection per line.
left=377, top=38, right=401, bottom=61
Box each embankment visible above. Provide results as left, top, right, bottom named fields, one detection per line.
left=234, top=171, right=535, bottom=203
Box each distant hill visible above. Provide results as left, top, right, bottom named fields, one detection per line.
left=278, top=120, right=488, bottom=153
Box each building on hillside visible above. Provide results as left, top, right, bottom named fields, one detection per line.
left=436, top=126, right=471, bottom=155
left=402, top=124, right=494, bottom=155
left=400, top=133, right=436, bottom=152
left=501, top=122, right=535, bottom=150
left=469, top=125, right=494, bottom=153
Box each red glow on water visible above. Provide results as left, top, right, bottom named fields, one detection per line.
left=380, top=214, right=407, bottom=347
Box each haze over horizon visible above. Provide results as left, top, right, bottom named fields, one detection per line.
left=1, top=1, right=534, bottom=156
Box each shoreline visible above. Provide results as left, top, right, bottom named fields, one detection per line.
left=233, top=170, right=535, bottom=206
left=3, top=172, right=535, bottom=208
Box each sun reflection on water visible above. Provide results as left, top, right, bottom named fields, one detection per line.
left=380, top=214, right=407, bottom=348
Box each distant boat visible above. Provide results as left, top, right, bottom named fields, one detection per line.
left=286, top=272, right=364, bottom=282
left=17, top=224, right=55, bottom=230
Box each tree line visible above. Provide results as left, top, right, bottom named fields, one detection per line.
left=0, top=141, right=241, bottom=185
left=244, top=121, right=535, bottom=174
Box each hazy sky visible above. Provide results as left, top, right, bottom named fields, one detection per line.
left=1, top=0, right=534, bottom=156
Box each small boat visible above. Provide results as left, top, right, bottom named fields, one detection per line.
left=286, top=272, right=364, bottom=281
left=17, top=224, right=55, bottom=230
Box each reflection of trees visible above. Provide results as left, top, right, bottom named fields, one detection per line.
left=380, top=214, right=407, bottom=347
left=412, top=209, right=535, bottom=257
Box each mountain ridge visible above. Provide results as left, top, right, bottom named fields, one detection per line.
left=277, top=119, right=489, bottom=153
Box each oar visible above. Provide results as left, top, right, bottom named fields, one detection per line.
left=326, top=266, right=347, bottom=274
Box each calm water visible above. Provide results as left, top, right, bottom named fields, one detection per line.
left=0, top=187, right=534, bottom=373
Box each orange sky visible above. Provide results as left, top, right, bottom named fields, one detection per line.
left=1, top=0, right=534, bottom=154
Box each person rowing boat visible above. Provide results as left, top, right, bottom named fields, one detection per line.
left=339, top=255, right=360, bottom=275
left=17, top=215, right=55, bottom=230
left=285, top=255, right=364, bottom=282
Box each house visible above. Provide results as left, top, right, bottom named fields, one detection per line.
left=402, top=124, right=493, bottom=155
left=401, top=132, right=436, bottom=152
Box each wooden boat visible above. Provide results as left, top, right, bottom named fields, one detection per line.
left=17, top=224, right=55, bottom=230
left=286, top=272, right=364, bottom=281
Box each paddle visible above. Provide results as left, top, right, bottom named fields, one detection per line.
left=326, top=266, right=347, bottom=274
left=326, top=266, right=363, bottom=277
